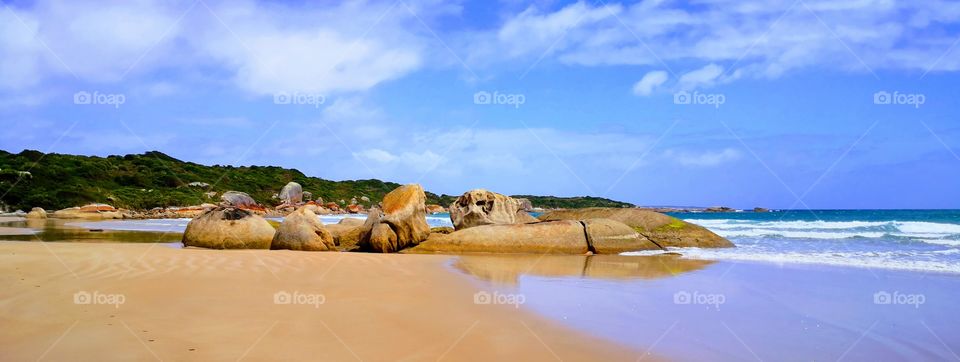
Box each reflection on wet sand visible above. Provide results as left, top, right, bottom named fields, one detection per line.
left=0, top=217, right=181, bottom=243
left=453, top=253, right=715, bottom=285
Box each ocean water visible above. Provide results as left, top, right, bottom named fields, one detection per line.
left=623, top=210, right=960, bottom=274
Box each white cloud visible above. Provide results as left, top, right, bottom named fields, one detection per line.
left=677, top=64, right=725, bottom=90
left=632, top=70, right=669, bottom=96
left=0, top=0, right=435, bottom=96
left=664, top=148, right=742, bottom=167
left=469, top=0, right=960, bottom=79
left=355, top=149, right=398, bottom=163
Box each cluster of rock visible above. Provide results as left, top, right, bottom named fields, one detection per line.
left=178, top=184, right=734, bottom=254
left=180, top=184, right=390, bottom=251
left=49, top=204, right=124, bottom=219
left=272, top=182, right=372, bottom=215
left=410, top=190, right=732, bottom=254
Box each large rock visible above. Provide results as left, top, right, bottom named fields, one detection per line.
left=538, top=208, right=733, bottom=248
left=410, top=218, right=661, bottom=255
left=279, top=182, right=303, bottom=204
left=26, top=207, right=47, bottom=219
left=410, top=220, right=590, bottom=254
left=182, top=207, right=275, bottom=249
left=270, top=205, right=335, bottom=251
left=327, top=218, right=365, bottom=251
left=51, top=204, right=122, bottom=219
left=582, top=218, right=661, bottom=253
left=449, top=189, right=532, bottom=230
left=79, top=203, right=116, bottom=212
left=221, top=191, right=257, bottom=208
left=358, top=184, right=430, bottom=253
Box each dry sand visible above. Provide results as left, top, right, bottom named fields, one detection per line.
left=0, top=241, right=645, bottom=361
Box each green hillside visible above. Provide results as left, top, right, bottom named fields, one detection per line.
left=0, top=150, right=633, bottom=212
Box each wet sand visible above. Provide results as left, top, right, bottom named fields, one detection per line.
left=490, top=258, right=960, bottom=361
left=0, top=241, right=647, bottom=361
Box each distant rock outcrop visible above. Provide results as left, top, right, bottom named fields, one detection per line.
left=220, top=191, right=258, bottom=209
left=705, top=206, right=734, bottom=213
left=52, top=204, right=122, bottom=219
left=425, top=204, right=446, bottom=214
left=279, top=182, right=303, bottom=204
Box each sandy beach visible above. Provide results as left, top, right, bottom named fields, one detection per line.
left=0, top=241, right=645, bottom=361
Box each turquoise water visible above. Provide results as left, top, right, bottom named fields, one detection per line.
left=626, top=210, right=960, bottom=273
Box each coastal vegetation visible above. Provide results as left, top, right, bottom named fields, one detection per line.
left=0, top=150, right=633, bottom=212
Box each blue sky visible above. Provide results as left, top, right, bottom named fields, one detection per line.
left=1, top=0, right=959, bottom=209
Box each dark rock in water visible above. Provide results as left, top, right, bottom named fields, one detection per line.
left=182, top=207, right=275, bottom=249
left=704, top=206, right=735, bottom=213
left=538, top=208, right=734, bottom=248
left=753, top=207, right=770, bottom=212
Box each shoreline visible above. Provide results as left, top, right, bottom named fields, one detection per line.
left=0, top=241, right=647, bottom=361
